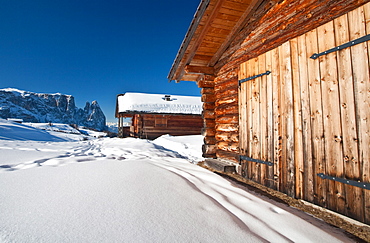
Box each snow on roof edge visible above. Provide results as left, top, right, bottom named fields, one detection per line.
left=117, top=92, right=202, bottom=115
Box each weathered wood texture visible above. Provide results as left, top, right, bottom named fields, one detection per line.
left=214, top=67, right=239, bottom=162
left=198, top=76, right=217, bottom=158
left=216, top=0, right=370, bottom=74
left=238, top=4, right=370, bottom=223
left=129, top=114, right=202, bottom=140
left=169, top=0, right=369, bottom=83
left=169, top=0, right=370, bottom=224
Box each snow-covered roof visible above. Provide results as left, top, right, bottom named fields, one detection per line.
left=117, top=92, right=202, bottom=115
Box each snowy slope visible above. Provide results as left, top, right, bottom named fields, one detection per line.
left=153, top=134, right=203, bottom=163
left=0, top=123, right=354, bottom=242
left=0, top=119, right=83, bottom=142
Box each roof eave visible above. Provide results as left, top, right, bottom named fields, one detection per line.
left=167, top=0, right=210, bottom=82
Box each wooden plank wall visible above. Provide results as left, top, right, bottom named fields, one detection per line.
left=238, top=3, right=370, bottom=223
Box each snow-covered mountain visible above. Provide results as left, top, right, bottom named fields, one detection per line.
left=0, top=88, right=106, bottom=131
left=106, top=122, right=118, bottom=133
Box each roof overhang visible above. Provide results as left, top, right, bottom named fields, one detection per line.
left=168, top=0, right=264, bottom=82
left=168, top=0, right=368, bottom=83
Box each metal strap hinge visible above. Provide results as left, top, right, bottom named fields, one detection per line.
left=317, top=173, right=370, bottom=190
left=240, top=155, right=273, bottom=166
left=310, top=34, right=370, bottom=59
left=239, top=71, right=271, bottom=85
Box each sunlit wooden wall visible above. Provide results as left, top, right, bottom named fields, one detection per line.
left=239, top=3, right=370, bottom=223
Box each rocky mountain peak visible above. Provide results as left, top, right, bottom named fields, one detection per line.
left=0, top=88, right=106, bottom=131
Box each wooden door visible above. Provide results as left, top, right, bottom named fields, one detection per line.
left=238, top=3, right=370, bottom=223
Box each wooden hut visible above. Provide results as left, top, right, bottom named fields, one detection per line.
left=115, top=92, right=203, bottom=140
left=168, top=0, right=370, bottom=224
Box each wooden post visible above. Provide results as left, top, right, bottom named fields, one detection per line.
left=118, top=116, right=123, bottom=138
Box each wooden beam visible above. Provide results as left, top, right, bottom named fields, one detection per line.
left=175, top=72, right=202, bottom=82
left=185, top=65, right=215, bottom=75
left=216, top=0, right=369, bottom=72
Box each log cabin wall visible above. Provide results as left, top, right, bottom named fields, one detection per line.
left=236, top=4, right=370, bottom=224
left=213, top=67, right=240, bottom=163
left=198, top=77, right=217, bottom=158
left=168, top=0, right=370, bottom=224
left=130, top=114, right=202, bottom=140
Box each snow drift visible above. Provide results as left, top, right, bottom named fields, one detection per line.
left=0, top=120, right=354, bottom=242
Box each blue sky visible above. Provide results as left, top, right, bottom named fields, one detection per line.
left=0, top=0, right=200, bottom=122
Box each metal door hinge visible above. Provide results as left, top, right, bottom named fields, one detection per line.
left=317, top=173, right=370, bottom=190
left=240, top=155, right=274, bottom=166
left=310, top=34, right=370, bottom=59
left=239, top=71, right=271, bottom=85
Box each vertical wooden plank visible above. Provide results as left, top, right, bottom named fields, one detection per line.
left=297, top=34, right=314, bottom=202
left=334, top=13, right=363, bottom=222
left=305, top=28, right=327, bottom=207
left=290, top=37, right=304, bottom=199
left=246, top=59, right=254, bottom=180
left=251, top=57, right=261, bottom=182
left=362, top=2, right=370, bottom=224
left=278, top=45, right=286, bottom=194
left=238, top=62, right=247, bottom=170
left=240, top=62, right=248, bottom=177
left=118, top=116, right=121, bottom=137
left=259, top=53, right=268, bottom=186
left=349, top=6, right=370, bottom=224
left=279, top=41, right=295, bottom=197
left=271, top=47, right=281, bottom=191
left=317, top=20, right=345, bottom=214
left=265, top=50, right=275, bottom=188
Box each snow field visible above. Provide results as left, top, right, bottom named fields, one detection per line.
left=0, top=119, right=354, bottom=242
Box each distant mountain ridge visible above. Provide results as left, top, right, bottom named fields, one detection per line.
left=0, top=88, right=106, bottom=131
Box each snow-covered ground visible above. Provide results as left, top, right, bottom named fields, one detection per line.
left=0, top=119, right=353, bottom=242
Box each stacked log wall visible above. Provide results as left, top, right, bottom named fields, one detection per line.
left=129, top=114, right=202, bottom=140
left=198, top=78, right=217, bottom=158
left=215, top=0, right=369, bottom=74
left=213, top=67, right=240, bottom=162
